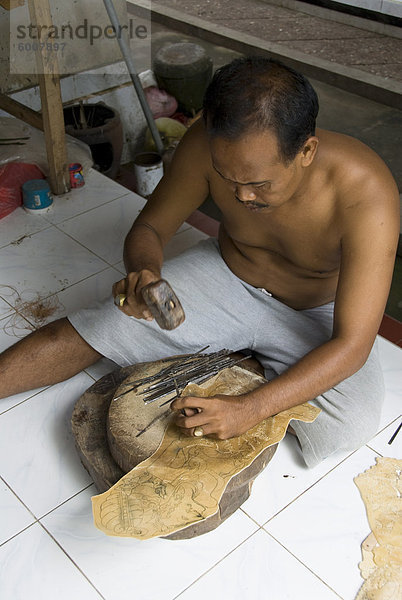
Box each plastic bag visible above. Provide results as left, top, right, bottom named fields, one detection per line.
left=0, top=117, right=93, bottom=176
left=0, top=162, right=45, bottom=219
left=144, top=86, right=178, bottom=119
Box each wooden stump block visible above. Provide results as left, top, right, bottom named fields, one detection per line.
left=107, top=359, right=180, bottom=472
left=72, top=360, right=277, bottom=539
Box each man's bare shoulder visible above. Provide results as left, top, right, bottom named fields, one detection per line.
left=173, top=117, right=210, bottom=167
left=155, top=118, right=210, bottom=198
left=316, top=130, right=399, bottom=256
left=317, top=129, right=398, bottom=211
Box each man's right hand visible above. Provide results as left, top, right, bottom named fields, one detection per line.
left=112, top=269, right=161, bottom=320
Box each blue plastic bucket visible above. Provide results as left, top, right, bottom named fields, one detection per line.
left=22, top=179, right=53, bottom=214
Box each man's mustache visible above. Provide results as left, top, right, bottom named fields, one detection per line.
left=235, top=196, right=268, bottom=208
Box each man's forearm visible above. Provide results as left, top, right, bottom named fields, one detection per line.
left=248, top=338, right=371, bottom=420
left=123, top=221, right=164, bottom=276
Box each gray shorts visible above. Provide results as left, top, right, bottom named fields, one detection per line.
left=68, top=238, right=384, bottom=467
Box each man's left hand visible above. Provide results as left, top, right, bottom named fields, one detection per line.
left=170, top=393, right=262, bottom=439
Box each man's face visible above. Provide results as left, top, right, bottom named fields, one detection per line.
left=209, top=130, right=305, bottom=213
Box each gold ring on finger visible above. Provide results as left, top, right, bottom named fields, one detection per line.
left=193, top=426, right=204, bottom=438
left=114, top=293, right=126, bottom=307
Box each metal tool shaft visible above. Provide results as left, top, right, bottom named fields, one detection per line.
left=112, top=348, right=251, bottom=403
left=102, top=0, right=164, bottom=155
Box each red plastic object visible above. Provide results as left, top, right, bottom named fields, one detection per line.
left=0, top=163, right=44, bottom=219
left=69, top=163, right=85, bottom=188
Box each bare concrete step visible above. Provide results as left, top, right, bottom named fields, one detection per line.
left=128, top=0, right=402, bottom=109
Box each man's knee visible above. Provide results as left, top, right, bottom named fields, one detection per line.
left=298, top=379, right=384, bottom=467
left=296, top=414, right=377, bottom=468
left=330, top=359, right=384, bottom=447
left=38, top=317, right=70, bottom=341
left=317, top=390, right=383, bottom=457
left=16, top=317, right=101, bottom=361
left=336, top=414, right=379, bottom=452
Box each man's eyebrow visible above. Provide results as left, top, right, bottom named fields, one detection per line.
left=212, top=164, right=271, bottom=186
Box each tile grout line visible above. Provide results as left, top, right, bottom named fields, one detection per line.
left=366, top=443, right=383, bottom=456
left=0, top=224, right=116, bottom=326
left=0, top=477, right=96, bottom=548
left=0, top=475, right=38, bottom=547
left=255, top=445, right=383, bottom=528
left=38, top=520, right=106, bottom=600
left=0, top=520, right=38, bottom=549
left=365, top=411, right=402, bottom=456
left=54, top=223, right=119, bottom=269
left=258, top=418, right=401, bottom=527
left=239, top=506, right=265, bottom=529
left=0, top=284, right=27, bottom=312
left=0, top=188, right=136, bottom=262
left=0, top=186, right=134, bottom=253
left=369, top=414, right=402, bottom=441
left=257, top=447, right=384, bottom=596
left=261, top=528, right=345, bottom=599
left=0, top=263, right=119, bottom=330
left=37, top=483, right=96, bottom=521
left=0, top=474, right=95, bottom=530
left=41, top=189, right=136, bottom=227
left=17, top=265, right=115, bottom=325
left=0, top=385, right=51, bottom=417
left=244, top=447, right=360, bottom=527
left=54, top=216, right=197, bottom=273
left=172, top=527, right=262, bottom=600
left=0, top=220, right=53, bottom=251
left=1, top=217, right=214, bottom=339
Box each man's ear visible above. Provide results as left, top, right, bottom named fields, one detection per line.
left=300, top=136, right=319, bottom=167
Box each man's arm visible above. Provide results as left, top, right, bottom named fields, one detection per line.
left=113, top=120, right=210, bottom=319
left=172, top=155, right=400, bottom=438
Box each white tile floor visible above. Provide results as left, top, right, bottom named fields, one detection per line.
left=0, top=169, right=400, bottom=600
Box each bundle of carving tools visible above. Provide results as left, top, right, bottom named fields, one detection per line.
left=113, top=347, right=251, bottom=405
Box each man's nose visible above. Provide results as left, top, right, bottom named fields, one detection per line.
left=236, top=185, right=257, bottom=202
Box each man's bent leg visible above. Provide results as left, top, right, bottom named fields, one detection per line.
left=249, top=294, right=384, bottom=467
left=0, top=239, right=269, bottom=401
left=291, top=341, right=385, bottom=467
left=67, top=239, right=262, bottom=367
left=0, top=318, right=102, bottom=399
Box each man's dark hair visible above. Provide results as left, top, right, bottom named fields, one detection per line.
left=202, top=56, right=319, bottom=164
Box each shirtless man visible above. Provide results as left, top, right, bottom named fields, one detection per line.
left=0, top=57, right=398, bottom=467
